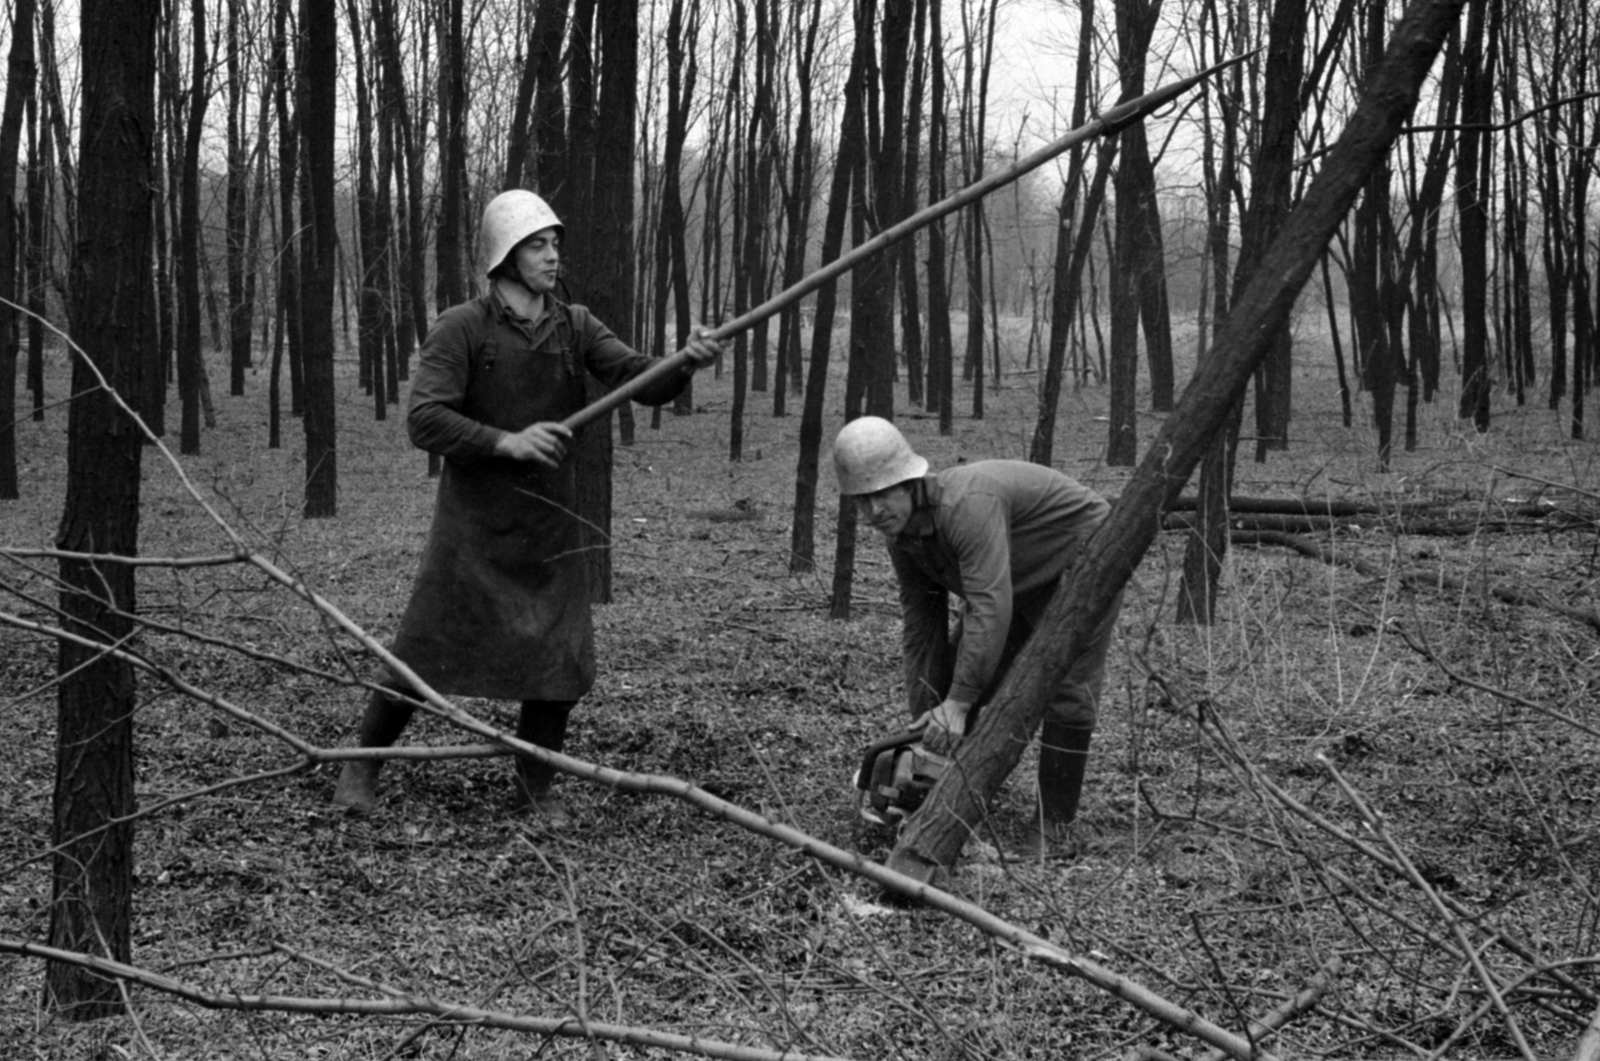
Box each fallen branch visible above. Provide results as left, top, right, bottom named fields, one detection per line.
left=1232, top=529, right=1600, bottom=634
left=1199, top=957, right=1341, bottom=1061
left=0, top=938, right=855, bottom=1061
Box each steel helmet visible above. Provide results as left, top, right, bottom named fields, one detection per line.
left=480, top=190, right=564, bottom=279
left=833, top=416, right=928, bottom=495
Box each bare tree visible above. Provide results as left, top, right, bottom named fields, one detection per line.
left=1030, top=0, right=1099, bottom=468
left=773, top=0, right=825, bottom=416
left=46, top=0, right=158, bottom=1015
left=174, top=0, right=210, bottom=455
left=925, top=0, right=954, bottom=434
left=225, top=0, right=252, bottom=398
left=1455, top=0, right=1494, bottom=432
left=298, top=0, right=338, bottom=516
left=435, top=0, right=468, bottom=309
left=790, top=1, right=868, bottom=577
left=0, top=0, right=38, bottom=499
left=268, top=0, right=294, bottom=450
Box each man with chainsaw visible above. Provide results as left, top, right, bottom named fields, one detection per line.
left=834, top=416, right=1119, bottom=853
left=332, top=189, right=721, bottom=822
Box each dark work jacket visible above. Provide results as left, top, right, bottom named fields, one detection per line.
left=388, top=291, right=688, bottom=700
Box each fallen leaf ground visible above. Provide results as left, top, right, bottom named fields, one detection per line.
left=3, top=321, right=1598, bottom=1060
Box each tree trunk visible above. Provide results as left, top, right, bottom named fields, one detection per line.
left=225, top=0, right=250, bottom=397
left=1455, top=0, right=1492, bottom=431
left=1249, top=0, right=1308, bottom=460
left=27, top=70, right=52, bottom=424
left=897, top=0, right=928, bottom=409
left=1175, top=7, right=1243, bottom=627
left=728, top=5, right=749, bottom=461
left=1029, top=0, right=1096, bottom=468
left=775, top=0, right=822, bottom=416
left=925, top=0, right=953, bottom=434
left=789, top=9, right=866, bottom=576
left=888, top=0, right=1468, bottom=881
left=743, top=0, right=779, bottom=398
left=0, top=0, right=37, bottom=498
left=175, top=0, right=208, bottom=455
left=271, top=0, right=298, bottom=446
left=571, top=0, right=638, bottom=603
left=1106, top=0, right=1162, bottom=467
left=435, top=0, right=467, bottom=308
left=347, top=0, right=387, bottom=420
left=47, top=0, right=156, bottom=1015
left=298, top=0, right=338, bottom=516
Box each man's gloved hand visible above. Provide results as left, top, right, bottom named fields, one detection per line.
left=913, top=698, right=972, bottom=756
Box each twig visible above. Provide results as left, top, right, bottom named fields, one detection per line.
left=1394, top=623, right=1600, bottom=740
left=1574, top=996, right=1600, bottom=1061
left=1233, top=529, right=1600, bottom=633
left=0, top=937, right=858, bottom=1061
left=1198, top=959, right=1340, bottom=1061
left=1318, top=754, right=1538, bottom=1061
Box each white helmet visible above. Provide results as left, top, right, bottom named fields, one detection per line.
left=833, top=416, right=928, bottom=495
left=480, top=190, right=564, bottom=279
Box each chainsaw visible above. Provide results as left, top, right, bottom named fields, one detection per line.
left=852, top=726, right=952, bottom=826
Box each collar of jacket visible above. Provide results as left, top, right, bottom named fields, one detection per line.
left=899, top=474, right=940, bottom=539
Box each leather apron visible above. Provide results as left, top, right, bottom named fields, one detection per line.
left=389, top=304, right=596, bottom=700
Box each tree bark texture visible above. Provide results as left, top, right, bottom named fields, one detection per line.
left=298, top=0, right=338, bottom=516
left=888, top=0, right=1469, bottom=881
left=0, top=0, right=37, bottom=498
left=47, top=0, right=156, bottom=1016
left=176, top=0, right=208, bottom=456
left=788, top=1, right=867, bottom=576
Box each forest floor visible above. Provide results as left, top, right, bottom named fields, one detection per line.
left=2, top=316, right=1598, bottom=1061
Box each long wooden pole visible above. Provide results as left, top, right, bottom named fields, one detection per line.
left=561, top=53, right=1253, bottom=431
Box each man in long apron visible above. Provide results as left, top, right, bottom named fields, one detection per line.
left=333, top=191, right=720, bottom=822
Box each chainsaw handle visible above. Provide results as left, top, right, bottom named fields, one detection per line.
left=852, top=728, right=926, bottom=791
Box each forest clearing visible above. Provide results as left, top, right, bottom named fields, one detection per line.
left=2, top=309, right=1598, bottom=1060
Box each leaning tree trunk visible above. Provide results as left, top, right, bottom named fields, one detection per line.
left=888, top=0, right=1469, bottom=883
left=47, top=0, right=157, bottom=1016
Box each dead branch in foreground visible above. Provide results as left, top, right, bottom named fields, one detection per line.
left=0, top=938, right=855, bottom=1061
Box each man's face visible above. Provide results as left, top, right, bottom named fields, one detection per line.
left=511, top=228, right=562, bottom=295
left=855, top=482, right=914, bottom=537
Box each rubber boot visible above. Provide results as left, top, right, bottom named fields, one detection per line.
left=331, top=687, right=416, bottom=815
left=511, top=701, right=573, bottom=826
left=1024, top=721, right=1093, bottom=857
